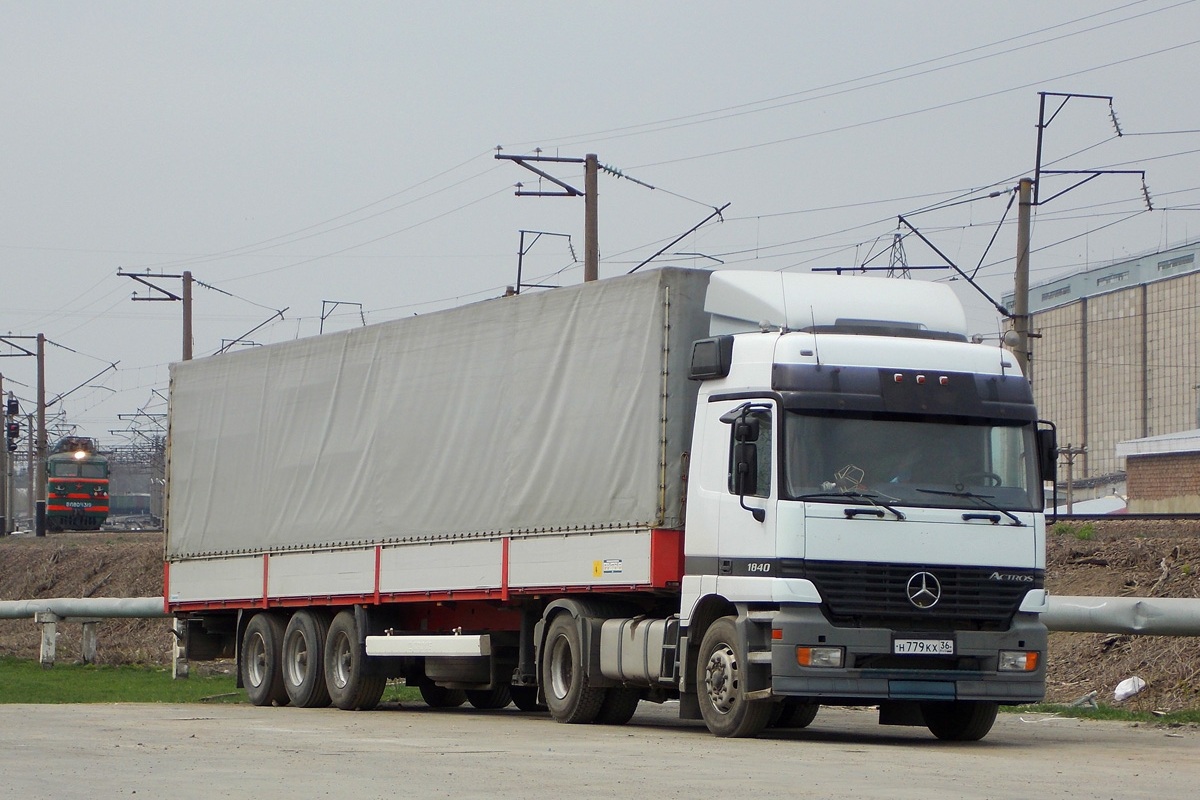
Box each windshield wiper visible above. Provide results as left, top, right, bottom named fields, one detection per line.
left=796, top=490, right=906, bottom=520
left=915, top=488, right=1025, bottom=526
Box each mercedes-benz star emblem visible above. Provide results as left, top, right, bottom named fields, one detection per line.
left=906, top=572, right=942, bottom=609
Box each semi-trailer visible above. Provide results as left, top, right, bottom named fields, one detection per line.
left=165, top=266, right=1055, bottom=739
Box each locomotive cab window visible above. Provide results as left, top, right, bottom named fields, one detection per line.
left=81, top=463, right=106, bottom=479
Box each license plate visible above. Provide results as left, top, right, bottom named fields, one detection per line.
left=893, top=638, right=955, bottom=655
left=66, top=502, right=90, bottom=509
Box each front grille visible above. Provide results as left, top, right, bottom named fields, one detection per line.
left=780, top=559, right=1041, bottom=631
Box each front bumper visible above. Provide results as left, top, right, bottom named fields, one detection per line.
left=769, top=606, right=1046, bottom=704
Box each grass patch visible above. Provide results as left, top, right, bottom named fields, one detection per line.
left=0, top=657, right=241, bottom=704
left=0, top=658, right=426, bottom=705
left=1008, top=703, right=1200, bottom=725
left=1049, top=522, right=1096, bottom=540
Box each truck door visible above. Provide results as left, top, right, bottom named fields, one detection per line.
left=717, top=401, right=778, bottom=580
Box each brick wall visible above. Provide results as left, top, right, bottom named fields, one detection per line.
left=1126, top=452, right=1200, bottom=512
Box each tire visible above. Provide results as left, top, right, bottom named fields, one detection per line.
left=323, top=610, right=386, bottom=711
left=696, top=616, right=771, bottom=738
left=510, top=685, right=547, bottom=712
left=921, top=701, right=998, bottom=741
left=593, top=687, right=641, bottom=726
left=771, top=699, right=819, bottom=729
left=282, top=611, right=331, bottom=708
left=241, top=612, right=289, bottom=707
left=418, top=681, right=467, bottom=708
left=541, top=614, right=606, bottom=724
left=465, top=685, right=512, bottom=710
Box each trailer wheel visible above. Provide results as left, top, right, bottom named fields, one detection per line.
left=324, top=610, right=386, bottom=711
left=465, top=685, right=512, bottom=709
left=542, top=614, right=605, bottom=724
left=242, top=613, right=289, bottom=707
left=771, top=699, right=819, bottom=729
left=282, top=611, right=331, bottom=708
left=418, top=681, right=467, bottom=708
left=593, top=687, right=640, bottom=725
left=509, top=685, right=546, bottom=712
left=696, top=616, right=771, bottom=738
left=921, top=701, right=998, bottom=741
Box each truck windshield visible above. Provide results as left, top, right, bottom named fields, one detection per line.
left=783, top=411, right=1042, bottom=512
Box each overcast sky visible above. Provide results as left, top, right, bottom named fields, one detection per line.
left=3, top=1, right=1199, bottom=447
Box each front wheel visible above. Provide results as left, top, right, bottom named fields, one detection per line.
left=323, top=610, right=386, bottom=711
left=696, top=616, right=771, bottom=738
left=541, top=614, right=605, bottom=724
left=771, top=699, right=819, bottom=729
left=921, top=701, right=998, bottom=741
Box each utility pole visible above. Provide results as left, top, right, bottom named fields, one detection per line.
left=35, top=334, right=46, bottom=537
left=496, top=152, right=600, bottom=283
left=182, top=270, right=193, bottom=360
left=0, top=335, right=44, bottom=534
left=119, top=269, right=194, bottom=360
left=25, top=412, right=34, bottom=523
left=0, top=373, right=6, bottom=536
left=1059, top=444, right=1088, bottom=513
left=1013, top=178, right=1033, bottom=377
left=584, top=154, right=598, bottom=283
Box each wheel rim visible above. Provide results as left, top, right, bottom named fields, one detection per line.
left=247, top=631, right=267, bottom=687
left=330, top=630, right=352, bottom=690
left=284, top=632, right=309, bottom=688
left=703, top=642, right=739, bottom=715
left=547, top=633, right=572, bottom=701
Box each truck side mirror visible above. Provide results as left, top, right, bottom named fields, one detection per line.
left=1036, top=426, right=1057, bottom=484
left=733, top=442, right=758, bottom=496
left=733, top=442, right=766, bottom=522
left=733, top=417, right=760, bottom=444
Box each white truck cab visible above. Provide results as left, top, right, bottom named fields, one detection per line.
left=678, top=271, right=1051, bottom=738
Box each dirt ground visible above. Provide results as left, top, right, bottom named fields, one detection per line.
left=1, top=521, right=1198, bottom=711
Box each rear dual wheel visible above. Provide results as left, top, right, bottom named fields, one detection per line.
left=419, top=681, right=467, bottom=708
left=466, top=685, right=512, bottom=710
left=282, top=611, right=331, bottom=708
left=542, top=614, right=606, bottom=724
left=324, top=610, right=386, bottom=711
left=242, top=613, right=289, bottom=707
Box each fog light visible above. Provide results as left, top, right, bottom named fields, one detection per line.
left=796, top=646, right=844, bottom=668
left=999, top=650, right=1039, bottom=672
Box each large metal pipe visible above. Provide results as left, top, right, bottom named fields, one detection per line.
left=2, top=595, right=1196, bottom=634
left=1044, top=595, right=1200, bottom=636
left=0, top=597, right=168, bottom=620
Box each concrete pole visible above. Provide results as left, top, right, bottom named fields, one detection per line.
left=0, top=373, right=6, bottom=536
left=584, top=154, right=599, bottom=283
left=182, top=270, right=194, bottom=361
left=35, top=333, right=46, bottom=537
left=1013, top=178, right=1033, bottom=378
left=26, top=412, right=34, bottom=522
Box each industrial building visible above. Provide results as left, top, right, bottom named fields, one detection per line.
left=1004, top=240, right=1200, bottom=506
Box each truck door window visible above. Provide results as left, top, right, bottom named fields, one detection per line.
left=727, top=408, right=771, bottom=498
